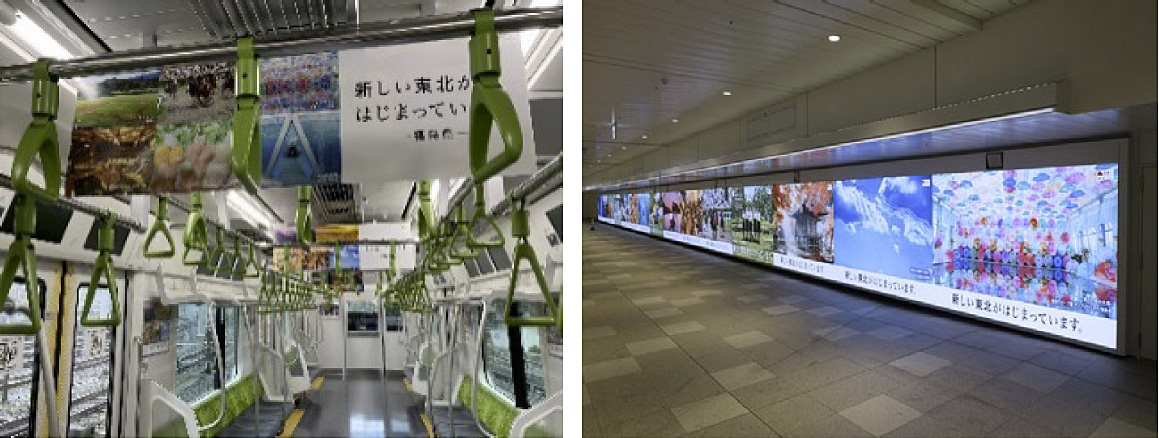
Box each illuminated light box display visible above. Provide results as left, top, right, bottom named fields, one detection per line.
left=596, top=163, right=1120, bottom=349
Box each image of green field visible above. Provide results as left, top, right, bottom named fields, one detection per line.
left=75, top=93, right=159, bottom=128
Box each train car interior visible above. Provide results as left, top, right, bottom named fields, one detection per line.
left=0, top=0, right=564, bottom=437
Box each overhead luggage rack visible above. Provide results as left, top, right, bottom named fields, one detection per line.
left=0, top=7, right=562, bottom=81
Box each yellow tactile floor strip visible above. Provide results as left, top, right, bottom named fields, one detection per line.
left=420, top=412, right=435, bottom=438
left=278, top=409, right=305, bottom=438
left=311, top=376, right=325, bottom=390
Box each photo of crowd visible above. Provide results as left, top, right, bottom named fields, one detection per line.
left=730, top=185, right=777, bottom=262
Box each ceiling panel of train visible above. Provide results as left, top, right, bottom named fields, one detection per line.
left=0, top=0, right=561, bottom=235
left=582, top=0, right=1029, bottom=177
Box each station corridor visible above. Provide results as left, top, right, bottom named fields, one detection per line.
left=581, top=225, right=1157, bottom=438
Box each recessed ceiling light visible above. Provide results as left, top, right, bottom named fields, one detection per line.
left=621, top=146, right=627, bottom=149
left=642, top=135, right=648, bottom=139
left=722, top=91, right=732, bottom=96
left=828, top=35, right=840, bottom=42
left=671, top=119, right=679, bottom=123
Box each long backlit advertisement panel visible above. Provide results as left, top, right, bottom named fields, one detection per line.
left=596, top=163, right=1120, bottom=349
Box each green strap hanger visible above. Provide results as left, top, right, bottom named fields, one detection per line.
left=182, top=193, right=209, bottom=266
left=12, top=60, right=61, bottom=202
left=81, top=213, right=121, bottom=327
left=232, top=38, right=262, bottom=195
left=449, top=206, right=481, bottom=260
left=0, top=195, right=44, bottom=335
left=241, top=240, right=260, bottom=278
left=297, top=187, right=313, bottom=245
left=230, top=234, right=246, bottom=278
left=468, top=8, right=522, bottom=184
left=467, top=185, right=505, bottom=249
left=215, top=228, right=233, bottom=276
left=143, top=196, right=176, bottom=258
left=0, top=60, right=60, bottom=335
left=504, top=198, right=561, bottom=328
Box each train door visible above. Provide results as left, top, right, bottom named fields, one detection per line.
left=59, top=263, right=126, bottom=438
left=381, top=297, right=406, bottom=370
left=0, top=259, right=61, bottom=438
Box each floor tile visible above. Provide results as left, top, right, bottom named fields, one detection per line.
left=867, top=326, right=914, bottom=341
left=632, top=296, right=667, bottom=306
left=1090, top=417, right=1157, bottom=438
left=762, top=304, right=800, bottom=315
left=710, top=362, right=775, bottom=390
left=583, top=325, right=617, bottom=340
left=741, top=283, right=766, bottom=290
left=890, top=352, right=952, bottom=377
left=662, top=321, right=707, bottom=335
left=644, top=307, right=685, bottom=319
left=840, top=395, right=922, bottom=436
left=723, top=330, right=773, bottom=349
left=679, top=413, right=779, bottom=438
left=736, top=294, right=769, bottom=303
left=753, top=392, right=833, bottom=436
left=626, top=336, right=679, bottom=356
left=671, top=297, right=705, bottom=307
left=584, top=357, right=642, bottom=382
left=670, top=393, right=749, bottom=433
left=700, top=278, right=730, bottom=285
left=691, top=289, right=723, bottom=297
left=1000, top=362, right=1069, bottom=393
left=807, top=305, right=844, bottom=317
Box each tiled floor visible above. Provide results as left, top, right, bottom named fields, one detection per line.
left=582, top=226, right=1157, bottom=438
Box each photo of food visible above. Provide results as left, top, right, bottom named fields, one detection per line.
left=316, top=224, right=359, bottom=244
left=731, top=185, right=777, bottom=262
left=931, top=164, right=1120, bottom=318
left=773, top=181, right=834, bottom=262
left=834, top=176, right=934, bottom=281
left=66, top=125, right=156, bottom=195
left=150, top=121, right=234, bottom=191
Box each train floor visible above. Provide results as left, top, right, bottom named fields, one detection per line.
left=582, top=225, right=1157, bottom=438
left=292, top=369, right=429, bottom=438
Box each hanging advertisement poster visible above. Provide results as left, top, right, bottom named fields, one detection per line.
left=142, top=297, right=174, bottom=356
left=273, top=246, right=332, bottom=273
left=0, top=337, right=22, bottom=372
left=731, top=186, right=777, bottom=263
left=315, top=224, right=359, bottom=244
left=67, top=63, right=239, bottom=195
left=260, top=52, right=342, bottom=186
left=358, top=222, right=417, bottom=271
left=773, top=181, right=834, bottom=263
left=834, top=176, right=934, bottom=282
left=338, top=34, right=537, bottom=181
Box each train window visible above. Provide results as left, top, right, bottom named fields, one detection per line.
left=475, top=251, right=494, bottom=275
left=0, top=199, right=72, bottom=243
left=382, top=305, right=402, bottom=332
left=546, top=205, right=563, bottom=242
left=0, top=278, right=46, bottom=437
left=346, top=299, right=378, bottom=334
left=82, top=221, right=131, bottom=256
left=486, top=246, right=512, bottom=271
left=68, top=284, right=115, bottom=438
left=174, top=303, right=220, bottom=403
left=481, top=301, right=547, bottom=406
left=463, top=258, right=480, bottom=277
left=219, top=307, right=240, bottom=383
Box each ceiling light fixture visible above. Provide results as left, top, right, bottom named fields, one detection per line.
left=722, top=91, right=732, bottom=96
left=828, top=35, right=841, bottom=42
left=641, top=135, right=648, bottom=139
left=671, top=119, right=679, bottom=123
left=227, top=191, right=274, bottom=230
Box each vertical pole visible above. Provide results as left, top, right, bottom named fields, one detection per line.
left=507, top=323, right=529, bottom=409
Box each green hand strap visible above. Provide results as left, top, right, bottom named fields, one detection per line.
left=231, top=234, right=247, bottom=277
left=504, top=199, right=561, bottom=328
left=232, top=38, right=262, bottom=195
left=143, top=196, right=176, bottom=258
left=0, top=195, right=43, bottom=335
left=467, top=185, right=505, bottom=249
left=12, top=60, right=61, bottom=202
left=468, top=9, right=522, bottom=184
left=182, top=193, right=209, bottom=266
left=296, top=187, right=313, bottom=245
left=450, top=206, right=481, bottom=260
left=82, top=213, right=121, bottom=327
left=241, top=240, right=260, bottom=278
left=215, top=228, right=234, bottom=276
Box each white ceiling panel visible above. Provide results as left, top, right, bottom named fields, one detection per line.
left=582, top=0, right=1029, bottom=178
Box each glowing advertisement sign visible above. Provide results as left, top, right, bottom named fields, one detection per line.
left=595, top=163, right=1120, bottom=349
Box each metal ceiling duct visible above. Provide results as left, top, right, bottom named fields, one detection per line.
left=190, top=0, right=357, bottom=38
